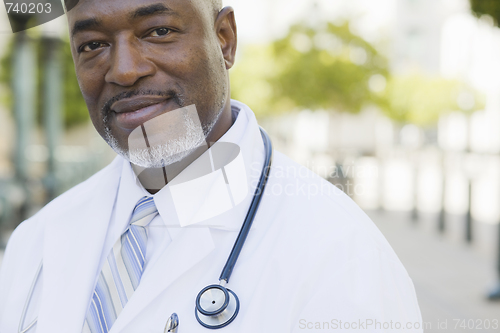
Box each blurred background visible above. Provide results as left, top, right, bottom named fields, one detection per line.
left=1, top=0, right=500, bottom=331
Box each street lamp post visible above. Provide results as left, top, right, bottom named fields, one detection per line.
left=489, top=225, right=500, bottom=300
left=12, top=25, right=37, bottom=222
left=437, top=151, right=446, bottom=233
left=41, top=20, right=64, bottom=201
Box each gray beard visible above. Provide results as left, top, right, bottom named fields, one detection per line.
left=104, top=103, right=224, bottom=168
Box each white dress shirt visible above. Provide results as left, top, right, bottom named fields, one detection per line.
left=106, top=102, right=252, bottom=281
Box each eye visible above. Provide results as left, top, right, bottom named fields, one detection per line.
left=80, top=41, right=105, bottom=53
left=149, top=27, right=171, bottom=37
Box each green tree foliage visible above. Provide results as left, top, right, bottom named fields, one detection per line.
left=470, top=0, right=500, bottom=26
left=232, top=22, right=389, bottom=115
left=59, top=39, right=90, bottom=127
left=0, top=36, right=89, bottom=128
left=386, top=75, right=482, bottom=125
left=230, top=45, right=277, bottom=117
left=231, top=21, right=481, bottom=126
left=230, top=22, right=387, bottom=117
left=232, top=23, right=388, bottom=114
left=269, top=22, right=388, bottom=113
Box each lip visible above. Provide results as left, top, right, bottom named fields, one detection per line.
left=110, top=96, right=171, bottom=130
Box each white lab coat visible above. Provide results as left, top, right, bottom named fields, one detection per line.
left=0, top=101, right=422, bottom=333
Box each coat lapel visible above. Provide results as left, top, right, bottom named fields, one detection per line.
left=36, top=158, right=123, bottom=333
left=109, top=227, right=215, bottom=333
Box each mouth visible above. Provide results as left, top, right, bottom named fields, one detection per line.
left=110, top=95, right=173, bottom=130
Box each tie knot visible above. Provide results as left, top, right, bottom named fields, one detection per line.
left=130, top=196, right=158, bottom=227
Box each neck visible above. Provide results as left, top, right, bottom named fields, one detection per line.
left=132, top=99, right=234, bottom=194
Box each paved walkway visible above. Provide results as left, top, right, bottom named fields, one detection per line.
left=367, top=210, right=500, bottom=333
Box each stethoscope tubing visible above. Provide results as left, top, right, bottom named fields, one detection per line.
left=195, top=127, right=273, bottom=330
left=219, top=127, right=273, bottom=283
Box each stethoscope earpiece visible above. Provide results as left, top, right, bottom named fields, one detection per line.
left=195, top=284, right=240, bottom=329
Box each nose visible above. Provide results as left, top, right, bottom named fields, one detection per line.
left=105, top=37, right=156, bottom=87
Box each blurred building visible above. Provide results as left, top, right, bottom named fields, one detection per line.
left=392, top=0, right=471, bottom=75
left=254, top=0, right=500, bottom=258
left=1, top=1, right=499, bottom=327
left=392, top=0, right=444, bottom=74
left=0, top=0, right=499, bottom=254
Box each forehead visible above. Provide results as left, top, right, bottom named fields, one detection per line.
left=66, top=0, right=207, bottom=26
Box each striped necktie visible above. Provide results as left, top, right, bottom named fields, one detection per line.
left=84, top=197, right=158, bottom=333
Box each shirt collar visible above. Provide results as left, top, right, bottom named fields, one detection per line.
left=115, top=100, right=265, bottom=231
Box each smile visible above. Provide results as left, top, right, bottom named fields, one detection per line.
left=111, top=96, right=172, bottom=130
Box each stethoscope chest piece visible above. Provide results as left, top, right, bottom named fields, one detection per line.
left=195, top=284, right=240, bottom=329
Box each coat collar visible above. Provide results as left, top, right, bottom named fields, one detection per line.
left=36, top=159, right=215, bottom=333
left=37, top=157, right=123, bottom=332
left=122, top=100, right=266, bottom=231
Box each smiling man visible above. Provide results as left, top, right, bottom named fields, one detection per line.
left=0, top=1, right=423, bottom=332
left=71, top=0, right=236, bottom=184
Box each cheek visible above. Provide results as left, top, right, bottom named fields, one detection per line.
left=76, top=66, right=106, bottom=101
left=148, top=37, right=215, bottom=83
left=154, top=52, right=203, bottom=84
left=76, top=64, right=107, bottom=109
left=75, top=69, right=108, bottom=136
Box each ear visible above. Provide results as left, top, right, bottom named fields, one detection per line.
left=214, top=6, right=237, bottom=70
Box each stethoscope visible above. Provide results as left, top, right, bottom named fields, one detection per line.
left=166, top=128, right=273, bottom=332
left=18, top=128, right=273, bottom=333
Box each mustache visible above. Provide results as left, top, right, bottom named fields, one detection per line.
left=101, top=89, right=185, bottom=124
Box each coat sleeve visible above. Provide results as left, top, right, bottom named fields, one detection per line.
left=0, top=219, right=43, bottom=332
left=291, top=247, right=423, bottom=332
left=0, top=221, right=29, bottom=319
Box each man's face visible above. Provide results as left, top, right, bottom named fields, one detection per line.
left=67, top=0, right=235, bottom=166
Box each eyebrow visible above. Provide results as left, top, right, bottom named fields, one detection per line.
left=71, top=3, right=175, bottom=37
left=131, top=3, right=175, bottom=19
left=72, top=17, right=101, bottom=37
